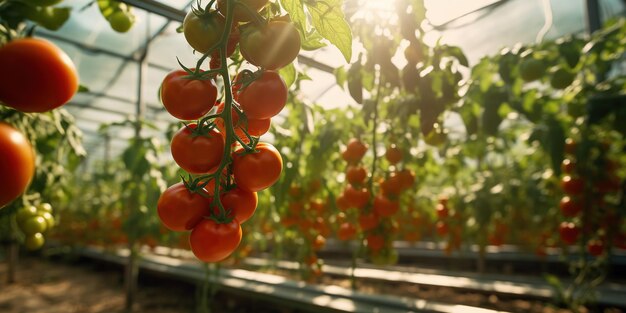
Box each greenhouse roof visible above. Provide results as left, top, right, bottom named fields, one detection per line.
left=38, top=0, right=625, bottom=159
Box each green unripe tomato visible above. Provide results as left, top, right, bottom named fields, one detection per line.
left=25, top=233, right=45, bottom=250
left=183, top=11, right=225, bottom=54
left=38, top=203, right=53, bottom=213
left=41, top=212, right=55, bottom=229
left=550, top=67, right=575, bottom=89
left=519, top=57, right=547, bottom=82
left=22, top=216, right=47, bottom=235
left=16, top=206, right=38, bottom=225
left=108, top=11, right=135, bottom=33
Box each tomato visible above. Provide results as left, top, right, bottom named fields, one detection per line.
left=171, top=123, right=224, bottom=174
left=0, top=38, right=78, bottom=113
left=312, top=235, right=326, bottom=250
left=38, top=203, right=53, bottom=213
left=336, top=194, right=351, bottom=211
left=549, top=67, right=575, bottom=89
left=380, top=174, right=403, bottom=197
left=22, top=216, right=47, bottom=235
left=217, top=0, right=268, bottom=22
left=190, top=218, right=242, bottom=262
left=346, top=166, right=367, bottom=185
left=25, top=233, right=45, bottom=251
left=561, top=159, right=575, bottom=174
left=160, top=70, right=217, bottom=120
left=215, top=103, right=271, bottom=142
left=397, top=169, right=415, bottom=189
left=210, top=28, right=240, bottom=69
left=41, top=212, right=55, bottom=229
left=343, top=185, right=370, bottom=208
left=157, top=183, right=212, bottom=232
left=309, top=199, right=325, bottom=214
left=561, top=175, right=585, bottom=195
left=16, top=206, right=38, bottom=225
left=385, top=145, right=402, bottom=164
left=108, top=10, right=135, bottom=33
left=366, top=234, right=385, bottom=251
left=234, top=71, right=287, bottom=119
left=436, top=221, right=448, bottom=236
left=358, top=213, right=379, bottom=231
left=239, top=20, right=301, bottom=70
left=337, top=222, right=356, bottom=241
left=436, top=203, right=449, bottom=219
left=587, top=239, right=604, bottom=257
left=232, top=142, right=283, bottom=191
left=373, top=195, right=399, bottom=217
left=519, top=56, right=546, bottom=82
left=220, top=187, right=258, bottom=223
left=0, top=124, right=35, bottom=209
left=183, top=11, right=226, bottom=54
left=559, top=222, right=579, bottom=245
left=559, top=196, right=581, bottom=217
left=342, top=139, right=368, bottom=163
left=564, top=138, right=577, bottom=155
left=404, top=41, right=422, bottom=64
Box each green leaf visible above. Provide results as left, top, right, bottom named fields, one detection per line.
left=442, top=45, right=469, bottom=67
left=305, top=0, right=353, bottom=63
left=300, top=29, right=326, bottom=51
left=77, top=84, right=90, bottom=93
left=334, top=66, right=347, bottom=87
left=280, top=0, right=307, bottom=36
left=279, top=62, right=297, bottom=89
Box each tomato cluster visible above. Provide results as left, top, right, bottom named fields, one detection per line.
left=433, top=196, right=464, bottom=255
left=15, top=203, right=55, bottom=250
left=280, top=179, right=329, bottom=279
left=157, top=0, right=299, bottom=263
left=555, top=137, right=625, bottom=256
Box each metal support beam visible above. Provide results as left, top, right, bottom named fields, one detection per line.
left=585, top=0, right=602, bottom=34
left=119, top=0, right=186, bottom=22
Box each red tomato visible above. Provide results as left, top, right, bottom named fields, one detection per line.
left=436, top=221, right=449, bottom=236
left=587, top=239, right=604, bottom=257
left=358, top=213, right=379, bottom=231
left=559, top=222, right=579, bottom=245
left=232, top=142, right=283, bottom=191
left=220, top=187, right=258, bottom=223
left=385, top=145, right=403, bottom=164
left=160, top=70, right=217, bottom=120
left=312, top=234, right=326, bottom=250
left=436, top=203, right=449, bottom=219
left=234, top=71, right=287, bottom=119
left=397, top=169, right=415, bottom=190
left=190, top=218, right=242, bottom=262
left=559, top=196, right=582, bottom=217
left=366, top=234, right=385, bottom=251
left=157, top=183, right=212, bottom=231
left=343, top=185, right=370, bottom=208
left=346, top=166, right=367, bottom=185
left=561, top=176, right=585, bottom=195
left=380, top=174, right=403, bottom=197
left=0, top=123, right=35, bottom=209
left=215, top=103, right=271, bottom=142
left=170, top=123, right=225, bottom=174
left=342, top=139, right=368, bottom=163
left=373, top=195, right=399, bottom=217
left=336, top=194, right=351, bottom=211
left=337, top=222, right=357, bottom=241
left=561, top=159, right=575, bottom=174
left=564, top=138, right=577, bottom=155
left=0, top=38, right=78, bottom=112
left=239, top=20, right=301, bottom=70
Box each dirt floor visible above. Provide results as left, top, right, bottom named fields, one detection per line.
left=0, top=254, right=623, bottom=313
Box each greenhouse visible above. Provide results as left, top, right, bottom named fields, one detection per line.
left=1, top=0, right=626, bottom=312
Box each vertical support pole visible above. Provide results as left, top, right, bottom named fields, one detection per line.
left=104, top=134, right=111, bottom=173
left=585, top=0, right=602, bottom=34
left=124, top=13, right=150, bottom=313
left=7, top=242, right=18, bottom=284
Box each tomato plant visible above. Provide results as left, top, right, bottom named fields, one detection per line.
left=0, top=38, right=78, bottom=113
